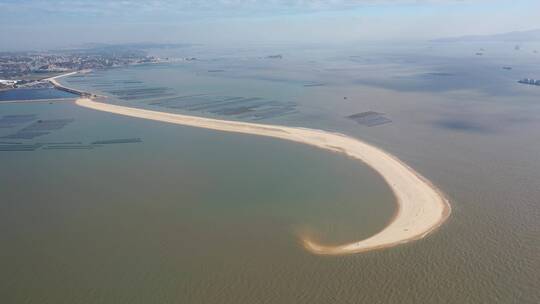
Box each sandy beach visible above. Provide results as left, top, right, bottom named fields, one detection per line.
left=75, top=98, right=450, bottom=255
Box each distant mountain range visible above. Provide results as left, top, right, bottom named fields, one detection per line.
left=433, top=29, right=540, bottom=43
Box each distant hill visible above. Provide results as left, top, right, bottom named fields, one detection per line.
left=47, top=43, right=194, bottom=57
left=433, top=29, right=540, bottom=43
left=77, top=42, right=193, bottom=50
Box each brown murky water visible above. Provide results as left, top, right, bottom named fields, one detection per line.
left=1, top=42, right=539, bottom=303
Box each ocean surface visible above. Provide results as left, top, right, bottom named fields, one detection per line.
left=1, top=42, right=539, bottom=303
left=0, top=88, right=77, bottom=101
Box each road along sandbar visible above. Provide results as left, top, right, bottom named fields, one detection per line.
left=76, top=98, right=451, bottom=255
left=46, top=71, right=104, bottom=98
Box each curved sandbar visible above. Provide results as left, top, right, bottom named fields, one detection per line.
left=76, top=98, right=450, bottom=255
left=47, top=71, right=102, bottom=98
left=46, top=72, right=79, bottom=90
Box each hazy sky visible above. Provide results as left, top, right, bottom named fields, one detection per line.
left=1, top=0, right=539, bottom=50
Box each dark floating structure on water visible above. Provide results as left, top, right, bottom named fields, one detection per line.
left=65, top=75, right=297, bottom=121
left=0, top=112, right=144, bottom=151
left=107, top=87, right=175, bottom=101
left=91, top=138, right=142, bottom=145
left=148, top=94, right=297, bottom=121
left=425, top=72, right=455, bottom=77
left=40, top=138, right=141, bottom=151
left=0, top=137, right=143, bottom=152
left=518, top=78, right=540, bottom=86
left=0, top=143, right=42, bottom=151
left=1, top=131, right=50, bottom=139
left=42, top=145, right=96, bottom=150
left=0, top=114, right=37, bottom=128
left=1, top=118, right=73, bottom=140
left=38, top=141, right=83, bottom=145
left=348, top=111, right=392, bottom=127
left=22, top=119, right=74, bottom=132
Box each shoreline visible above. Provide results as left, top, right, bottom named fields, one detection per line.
left=75, top=97, right=451, bottom=255
left=0, top=72, right=88, bottom=104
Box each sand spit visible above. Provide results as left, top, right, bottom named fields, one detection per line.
left=46, top=71, right=103, bottom=98
left=76, top=98, right=450, bottom=255
left=46, top=72, right=79, bottom=87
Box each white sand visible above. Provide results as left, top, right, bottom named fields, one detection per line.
left=76, top=98, right=450, bottom=255
left=45, top=71, right=79, bottom=86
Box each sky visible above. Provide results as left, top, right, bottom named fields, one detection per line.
left=0, top=0, right=539, bottom=50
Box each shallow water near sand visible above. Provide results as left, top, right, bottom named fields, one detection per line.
left=0, top=101, right=397, bottom=303
left=1, top=42, right=539, bottom=303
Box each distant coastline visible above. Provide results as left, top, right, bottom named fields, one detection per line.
left=0, top=72, right=91, bottom=103
left=75, top=95, right=451, bottom=255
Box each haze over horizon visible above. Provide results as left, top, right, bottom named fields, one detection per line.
left=1, top=0, right=539, bottom=51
